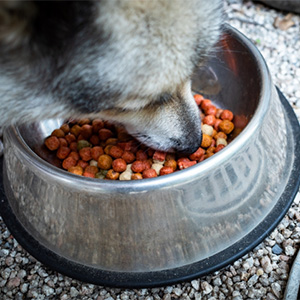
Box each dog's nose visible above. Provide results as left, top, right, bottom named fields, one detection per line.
left=170, top=132, right=202, bottom=155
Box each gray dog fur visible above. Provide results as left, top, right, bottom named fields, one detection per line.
left=0, top=0, right=223, bottom=153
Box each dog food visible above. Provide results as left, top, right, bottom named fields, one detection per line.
left=43, top=94, right=239, bottom=180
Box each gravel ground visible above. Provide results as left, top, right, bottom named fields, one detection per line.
left=1, top=1, right=300, bottom=299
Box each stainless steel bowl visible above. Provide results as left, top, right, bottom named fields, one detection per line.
left=1, top=24, right=300, bottom=287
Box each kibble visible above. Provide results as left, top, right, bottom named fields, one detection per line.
left=43, top=94, right=242, bottom=180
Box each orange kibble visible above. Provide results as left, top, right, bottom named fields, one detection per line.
left=91, top=146, right=104, bottom=161
left=194, top=94, right=204, bottom=106
left=189, top=147, right=205, bottom=161
left=205, top=105, right=217, bottom=116
left=79, top=147, right=92, bottom=161
left=131, top=160, right=147, bottom=173
left=62, top=157, right=77, bottom=170
left=104, top=145, right=113, bottom=155
left=70, top=124, right=82, bottom=137
left=164, top=159, right=177, bottom=171
left=109, top=145, right=124, bottom=158
left=200, top=99, right=212, bottom=111
left=106, top=169, right=119, bottom=180
left=201, top=134, right=213, bottom=148
left=51, top=128, right=65, bottom=138
left=99, top=128, right=114, bottom=141
left=220, top=109, right=234, bottom=121
left=56, top=146, right=71, bottom=159
left=112, top=158, right=127, bottom=172
left=219, top=120, right=234, bottom=134
left=98, top=154, right=113, bottom=170
left=121, top=151, right=135, bottom=164
left=68, top=165, right=83, bottom=176
left=45, top=136, right=60, bottom=151
left=131, top=173, right=143, bottom=180
left=203, top=115, right=216, bottom=126
left=78, top=119, right=90, bottom=126
left=142, top=168, right=157, bottom=179
left=177, top=158, right=197, bottom=170
left=160, top=166, right=174, bottom=176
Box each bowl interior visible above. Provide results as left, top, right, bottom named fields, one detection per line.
left=17, top=27, right=262, bottom=174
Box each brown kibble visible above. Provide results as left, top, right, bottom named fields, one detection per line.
left=65, top=134, right=76, bottom=144
left=77, top=160, right=89, bottom=169
left=201, top=134, right=212, bottom=148
left=136, top=150, right=148, bottom=161
left=60, top=123, right=70, bottom=134
left=112, top=158, right=127, bottom=172
left=79, top=147, right=92, bottom=161
left=131, top=173, right=143, bottom=180
left=51, top=129, right=65, bottom=138
left=219, top=120, right=234, bottom=134
left=109, top=145, right=124, bottom=159
left=62, top=157, right=77, bottom=170
left=69, top=142, right=78, bottom=152
left=81, top=124, right=93, bottom=139
left=58, top=138, right=68, bottom=147
left=92, top=119, right=105, bottom=133
left=99, top=128, right=114, bottom=141
left=164, top=159, right=177, bottom=171
left=84, top=165, right=99, bottom=175
left=106, top=169, right=119, bottom=180
left=90, top=135, right=100, bottom=146
left=56, top=146, right=71, bottom=159
left=121, top=151, right=135, bottom=164
left=214, top=131, right=227, bottom=140
left=68, top=151, right=80, bottom=161
left=105, top=138, right=118, bottom=146
left=91, top=146, right=104, bottom=161
left=98, top=154, right=113, bottom=170
left=142, top=168, right=157, bottom=179
left=45, top=136, right=60, bottom=151
left=70, top=124, right=82, bottom=137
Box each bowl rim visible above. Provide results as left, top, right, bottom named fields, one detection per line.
left=8, top=24, right=272, bottom=192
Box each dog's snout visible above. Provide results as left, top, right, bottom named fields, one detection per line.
left=170, top=131, right=202, bottom=154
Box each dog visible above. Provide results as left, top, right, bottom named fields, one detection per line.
left=0, top=0, right=223, bottom=153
